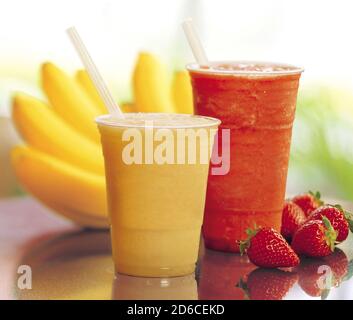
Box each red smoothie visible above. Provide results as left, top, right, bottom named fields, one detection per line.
left=188, top=62, right=303, bottom=252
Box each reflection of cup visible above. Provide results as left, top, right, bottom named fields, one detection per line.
left=188, top=62, right=303, bottom=252
left=238, top=268, right=298, bottom=300
left=198, top=248, right=256, bottom=300
left=16, top=230, right=113, bottom=300
left=96, top=113, right=220, bottom=277
left=112, top=274, right=198, bottom=300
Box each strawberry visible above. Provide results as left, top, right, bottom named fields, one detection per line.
left=281, top=201, right=306, bottom=241
left=292, top=191, right=323, bottom=216
left=239, top=227, right=300, bottom=268
left=291, top=217, right=337, bottom=257
left=236, top=268, right=298, bottom=300
left=307, top=205, right=349, bottom=242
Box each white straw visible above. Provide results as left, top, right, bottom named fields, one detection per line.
left=182, top=18, right=209, bottom=67
left=66, top=26, right=124, bottom=118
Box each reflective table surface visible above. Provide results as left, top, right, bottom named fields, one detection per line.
left=1, top=197, right=353, bottom=300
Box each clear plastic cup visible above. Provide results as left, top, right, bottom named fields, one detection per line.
left=96, top=113, right=220, bottom=277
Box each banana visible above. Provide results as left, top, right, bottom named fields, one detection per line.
left=76, top=69, right=137, bottom=114
left=11, top=146, right=108, bottom=227
left=12, top=93, right=104, bottom=175
left=75, top=69, right=107, bottom=114
left=133, top=52, right=175, bottom=113
left=172, top=71, right=194, bottom=114
left=41, top=62, right=101, bottom=143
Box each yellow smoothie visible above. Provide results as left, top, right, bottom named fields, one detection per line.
left=96, top=113, right=220, bottom=277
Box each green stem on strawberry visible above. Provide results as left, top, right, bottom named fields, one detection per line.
left=322, top=216, right=337, bottom=252
left=309, top=190, right=324, bottom=206
left=238, top=226, right=258, bottom=255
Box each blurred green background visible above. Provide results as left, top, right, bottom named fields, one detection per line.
left=290, top=86, right=353, bottom=200
left=1, top=0, right=353, bottom=201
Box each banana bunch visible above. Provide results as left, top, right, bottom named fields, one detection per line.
left=11, top=52, right=193, bottom=228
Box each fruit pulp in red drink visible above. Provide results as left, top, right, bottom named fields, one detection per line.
left=188, top=62, right=303, bottom=252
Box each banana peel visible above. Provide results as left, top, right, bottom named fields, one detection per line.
left=41, top=62, right=101, bottom=143
left=12, top=93, right=104, bottom=175
left=172, top=71, right=194, bottom=114
left=76, top=69, right=137, bottom=113
left=133, top=52, right=175, bottom=113
left=11, top=146, right=108, bottom=228
left=75, top=69, right=108, bottom=114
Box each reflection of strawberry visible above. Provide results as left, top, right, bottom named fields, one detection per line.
left=237, top=268, right=298, bottom=300
left=197, top=249, right=257, bottom=300
left=297, top=258, right=329, bottom=298
left=292, top=191, right=323, bottom=216
left=343, top=260, right=353, bottom=282
left=292, top=217, right=337, bottom=257
left=239, top=227, right=299, bottom=268
left=281, top=201, right=306, bottom=241
left=308, top=205, right=349, bottom=242
left=297, top=249, right=349, bottom=298
left=322, top=249, right=348, bottom=286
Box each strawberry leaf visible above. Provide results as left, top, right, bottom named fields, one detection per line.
left=239, top=226, right=258, bottom=255
left=322, top=215, right=331, bottom=229
left=238, top=239, right=249, bottom=256
left=309, top=190, right=324, bottom=206
left=322, top=216, right=337, bottom=251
